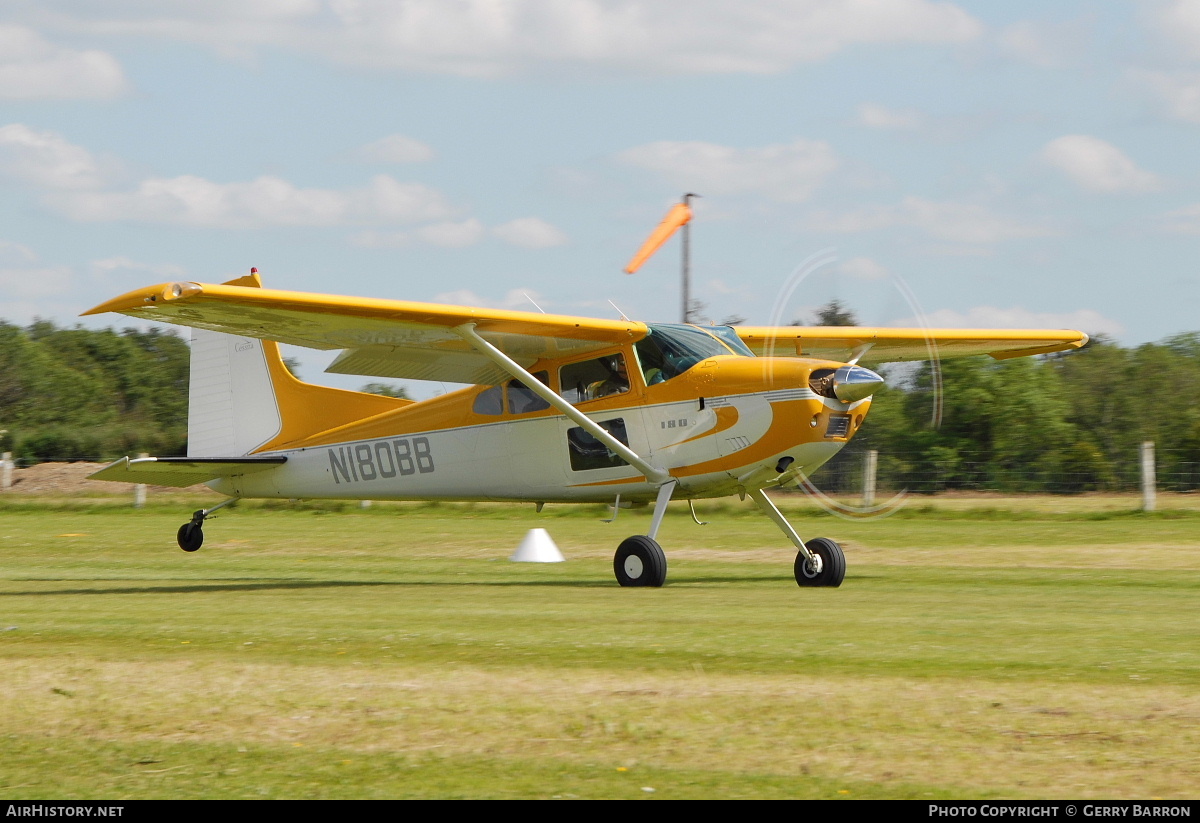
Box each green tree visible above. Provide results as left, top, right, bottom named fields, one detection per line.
left=792, top=299, right=858, bottom=327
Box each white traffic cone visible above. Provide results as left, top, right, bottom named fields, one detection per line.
left=509, top=528, right=565, bottom=563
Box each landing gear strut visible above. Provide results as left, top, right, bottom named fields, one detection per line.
left=175, top=498, right=237, bottom=552
left=749, top=487, right=845, bottom=588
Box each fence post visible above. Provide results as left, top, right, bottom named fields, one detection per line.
left=1141, top=441, right=1156, bottom=512
left=863, top=450, right=878, bottom=508
left=1, top=452, right=11, bottom=490
left=134, top=452, right=148, bottom=508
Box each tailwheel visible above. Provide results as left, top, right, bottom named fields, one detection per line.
left=174, top=500, right=237, bottom=553
left=795, top=537, right=845, bottom=588
left=614, top=535, right=667, bottom=588
left=177, top=520, right=204, bottom=552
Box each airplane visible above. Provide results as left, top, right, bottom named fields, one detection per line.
left=83, top=269, right=1087, bottom=588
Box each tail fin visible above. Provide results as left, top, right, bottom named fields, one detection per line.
left=187, top=273, right=412, bottom=457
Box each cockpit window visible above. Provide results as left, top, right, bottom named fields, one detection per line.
left=634, top=323, right=748, bottom=386
left=560, top=354, right=630, bottom=404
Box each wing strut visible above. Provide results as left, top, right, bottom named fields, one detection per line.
left=454, top=323, right=671, bottom=486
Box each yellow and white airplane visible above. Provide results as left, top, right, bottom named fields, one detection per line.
left=83, top=270, right=1086, bottom=588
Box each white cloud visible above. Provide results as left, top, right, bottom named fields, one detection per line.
left=856, top=102, right=923, bottom=131
left=0, top=25, right=126, bottom=100
left=1147, top=0, right=1200, bottom=61
left=20, top=1, right=981, bottom=77
left=1156, top=203, right=1200, bottom=234
left=0, top=124, right=109, bottom=190
left=348, top=229, right=411, bottom=248
left=0, top=265, right=73, bottom=300
left=838, top=257, right=889, bottom=280
left=355, top=134, right=435, bottom=164
left=360, top=175, right=455, bottom=223
left=49, top=173, right=455, bottom=228
left=88, top=257, right=187, bottom=289
left=1138, top=70, right=1200, bottom=124
left=351, top=217, right=568, bottom=248
left=805, top=197, right=1055, bottom=244
left=492, top=217, right=568, bottom=248
left=1039, top=135, right=1161, bottom=194
left=995, top=19, right=1089, bottom=69
left=430, top=287, right=545, bottom=311
left=416, top=218, right=485, bottom=247
left=0, top=240, right=38, bottom=266
left=618, top=139, right=839, bottom=202
left=909, top=306, right=1123, bottom=338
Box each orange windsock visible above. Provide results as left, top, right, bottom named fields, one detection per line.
left=624, top=202, right=692, bottom=274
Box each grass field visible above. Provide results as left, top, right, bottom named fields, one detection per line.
left=0, top=495, right=1198, bottom=799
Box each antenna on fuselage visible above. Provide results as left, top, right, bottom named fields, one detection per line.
left=523, top=292, right=546, bottom=314
left=607, top=299, right=630, bottom=321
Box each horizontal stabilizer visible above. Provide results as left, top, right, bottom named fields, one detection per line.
left=88, top=456, right=287, bottom=488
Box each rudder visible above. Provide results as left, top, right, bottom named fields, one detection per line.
left=187, top=331, right=285, bottom=457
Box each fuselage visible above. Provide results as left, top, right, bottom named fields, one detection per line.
left=212, top=325, right=873, bottom=503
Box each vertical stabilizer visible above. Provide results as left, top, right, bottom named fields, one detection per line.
left=188, top=331, right=284, bottom=457
left=185, top=272, right=412, bottom=457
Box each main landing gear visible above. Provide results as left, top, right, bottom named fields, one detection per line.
left=793, top=536, right=846, bottom=588
left=613, top=480, right=676, bottom=588
left=175, top=498, right=237, bottom=553
left=614, top=535, right=667, bottom=587
left=610, top=482, right=846, bottom=588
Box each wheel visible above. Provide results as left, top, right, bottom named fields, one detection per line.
left=795, top=537, right=845, bottom=587
left=614, top=535, right=667, bottom=587
left=177, top=522, right=204, bottom=553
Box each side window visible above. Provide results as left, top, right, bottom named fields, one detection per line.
left=508, top=371, right=551, bottom=414
left=472, top=384, right=504, bottom=415
left=566, top=418, right=628, bottom=472
left=560, top=353, right=629, bottom=404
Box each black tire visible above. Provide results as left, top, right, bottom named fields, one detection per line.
left=177, top=522, right=203, bottom=553
left=794, top=537, right=845, bottom=588
left=614, top=535, right=667, bottom=587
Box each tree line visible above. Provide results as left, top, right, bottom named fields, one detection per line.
left=823, top=334, right=1200, bottom=493
left=2, top=317, right=1199, bottom=492
left=0, top=320, right=190, bottom=463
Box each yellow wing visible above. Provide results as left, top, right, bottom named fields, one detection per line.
left=733, top=326, right=1089, bottom=365
left=83, top=277, right=647, bottom=385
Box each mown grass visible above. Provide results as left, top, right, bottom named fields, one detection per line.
left=0, top=499, right=1197, bottom=799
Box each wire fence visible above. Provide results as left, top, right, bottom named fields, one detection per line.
left=813, top=445, right=1199, bottom=495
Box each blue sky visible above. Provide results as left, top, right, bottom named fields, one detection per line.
left=2, top=1, right=1199, bottom=393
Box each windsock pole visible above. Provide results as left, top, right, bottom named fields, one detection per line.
left=681, top=193, right=693, bottom=322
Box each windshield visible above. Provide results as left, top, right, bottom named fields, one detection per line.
left=634, top=323, right=751, bottom=385
left=707, top=325, right=755, bottom=357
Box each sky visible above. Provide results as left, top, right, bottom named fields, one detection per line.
left=2, top=1, right=1199, bottom=395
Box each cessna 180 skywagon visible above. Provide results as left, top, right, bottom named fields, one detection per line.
left=84, top=270, right=1086, bottom=588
